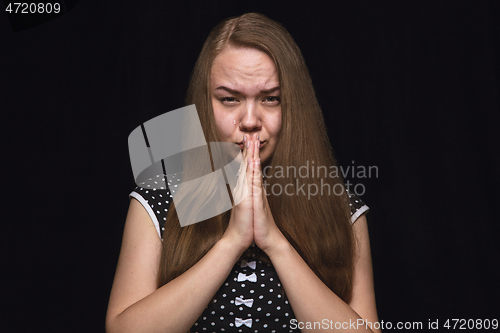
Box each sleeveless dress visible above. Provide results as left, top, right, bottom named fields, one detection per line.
left=129, top=182, right=369, bottom=333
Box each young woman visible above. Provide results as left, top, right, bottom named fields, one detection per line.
left=106, top=13, right=380, bottom=333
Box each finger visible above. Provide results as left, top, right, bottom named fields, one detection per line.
left=234, top=135, right=252, bottom=205
left=234, top=135, right=247, bottom=189
left=253, top=157, right=263, bottom=200
left=242, top=134, right=248, bottom=159
left=260, top=159, right=267, bottom=200
left=253, top=133, right=260, bottom=163
left=239, top=134, right=248, bottom=180
left=252, top=139, right=270, bottom=216
left=252, top=134, right=260, bottom=187
left=254, top=134, right=263, bottom=184
left=254, top=135, right=269, bottom=204
left=256, top=157, right=262, bottom=186
left=245, top=137, right=255, bottom=200
left=238, top=135, right=247, bottom=176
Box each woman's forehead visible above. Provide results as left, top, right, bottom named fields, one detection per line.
left=211, top=47, right=279, bottom=93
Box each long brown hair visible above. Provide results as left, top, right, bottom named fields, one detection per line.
left=158, top=13, right=355, bottom=303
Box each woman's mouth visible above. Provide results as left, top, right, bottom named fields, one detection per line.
left=237, top=141, right=266, bottom=150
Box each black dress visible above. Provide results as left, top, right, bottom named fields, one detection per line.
left=129, top=184, right=369, bottom=333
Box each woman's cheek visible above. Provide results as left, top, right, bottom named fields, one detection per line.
left=270, top=114, right=282, bottom=136
left=213, top=111, right=231, bottom=141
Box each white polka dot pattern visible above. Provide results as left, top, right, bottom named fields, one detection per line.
left=191, top=258, right=299, bottom=332
left=346, top=188, right=370, bottom=223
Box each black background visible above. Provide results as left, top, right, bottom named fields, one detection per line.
left=2, top=1, right=499, bottom=332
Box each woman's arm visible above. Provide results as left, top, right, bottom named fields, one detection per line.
left=348, top=215, right=380, bottom=331
left=105, top=199, right=245, bottom=333
left=264, top=214, right=381, bottom=333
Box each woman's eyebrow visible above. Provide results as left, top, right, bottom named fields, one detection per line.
left=215, top=86, right=280, bottom=94
left=260, top=87, right=280, bottom=94
left=215, top=86, right=240, bottom=94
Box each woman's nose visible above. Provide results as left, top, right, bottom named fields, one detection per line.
left=239, top=103, right=262, bottom=133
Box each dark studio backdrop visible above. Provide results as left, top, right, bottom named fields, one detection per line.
left=2, top=0, right=499, bottom=332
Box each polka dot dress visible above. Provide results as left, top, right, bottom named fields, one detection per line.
left=129, top=180, right=369, bottom=332
left=192, top=252, right=297, bottom=333
left=346, top=188, right=370, bottom=223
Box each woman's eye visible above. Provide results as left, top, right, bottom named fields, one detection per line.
left=219, top=97, right=238, bottom=103
left=263, top=96, right=281, bottom=104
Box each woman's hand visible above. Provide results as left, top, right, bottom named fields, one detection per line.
left=249, top=137, right=288, bottom=253
left=221, top=134, right=255, bottom=253
left=222, top=133, right=288, bottom=254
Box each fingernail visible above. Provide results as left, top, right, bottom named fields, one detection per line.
left=247, top=140, right=250, bottom=148
left=257, top=133, right=260, bottom=140
left=257, top=158, right=261, bottom=165
left=258, top=141, right=261, bottom=148
left=243, top=134, right=247, bottom=143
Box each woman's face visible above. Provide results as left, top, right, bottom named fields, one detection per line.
left=210, top=46, right=282, bottom=164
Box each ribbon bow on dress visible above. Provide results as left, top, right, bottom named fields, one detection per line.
left=237, top=272, right=257, bottom=283
left=235, top=296, right=254, bottom=308
left=240, top=260, right=256, bottom=270
left=235, top=318, right=253, bottom=328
